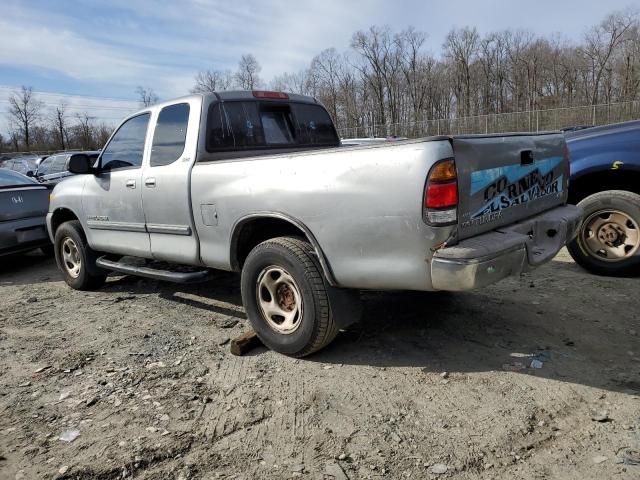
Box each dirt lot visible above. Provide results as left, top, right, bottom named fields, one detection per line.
left=0, top=249, right=638, bottom=480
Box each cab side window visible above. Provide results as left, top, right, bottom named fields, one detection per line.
left=100, top=113, right=150, bottom=171
left=150, top=103, right=190, bottom=167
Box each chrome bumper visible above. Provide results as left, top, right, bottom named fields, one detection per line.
left=431, top=204, right=582, bottom=291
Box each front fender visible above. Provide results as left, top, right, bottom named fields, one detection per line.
left=47, top=175, right=87, bottom=238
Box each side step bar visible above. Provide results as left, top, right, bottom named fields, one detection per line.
left=96, top=257, right=210, bottom=284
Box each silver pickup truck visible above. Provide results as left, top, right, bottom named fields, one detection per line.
left=47, top=90, right=582, bottom=356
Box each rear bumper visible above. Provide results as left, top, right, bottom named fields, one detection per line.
left=0, top=215, right=50, bottom=257
left=431, top=204, right=582, bottom=291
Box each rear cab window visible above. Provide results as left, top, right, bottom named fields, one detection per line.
left=205, top=101, right=338, bottom=153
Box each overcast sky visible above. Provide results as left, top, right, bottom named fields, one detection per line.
left=0, top=0, right=636, bottom=133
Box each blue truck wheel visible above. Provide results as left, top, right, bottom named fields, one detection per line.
left=568, top=190, right=640, bottom=276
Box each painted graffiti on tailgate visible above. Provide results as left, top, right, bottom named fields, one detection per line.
left=469, top=156, right=564, bottom=220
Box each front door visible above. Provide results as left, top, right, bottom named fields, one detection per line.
left=141, top=101, right=201, bottom=265
left=83, top=113, right=152, bottom=258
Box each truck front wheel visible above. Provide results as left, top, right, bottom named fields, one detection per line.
left=568, top=190, right=640, bottom=276
left=241, top=237, right=338, bottom=357
left=54, top=220, right=107, bottom=290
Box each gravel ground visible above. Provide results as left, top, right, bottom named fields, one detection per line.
left=0, top=249, right=638, bottom=480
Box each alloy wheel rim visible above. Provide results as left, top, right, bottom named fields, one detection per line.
left=581, top=209, right=639, bottom=262
left=61, top=237, right=82, bottom=278
left=256, top=266, right=303, bottom=334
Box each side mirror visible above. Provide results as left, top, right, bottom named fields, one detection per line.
left=68, top=154, right=92, bottom=174
left=26, top=170, right=34, bottom=177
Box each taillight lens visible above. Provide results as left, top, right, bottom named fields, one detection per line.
left=424, top=158, right=458, bottom=225
left=426, top=182, right=458, bottom=208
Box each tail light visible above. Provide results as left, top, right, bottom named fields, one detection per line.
left=424, top=158, right=458, bottom=225
left=252, top=91, right=289, bottom=100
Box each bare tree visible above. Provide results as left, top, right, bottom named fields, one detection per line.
left=8, top=130, right=20, bottom=151
left=94, top=123, right=113, bottom=148
left=310, top=48, right=345, bottom=121
left=5, top=8, right=640, bottom=149
left=7, top=86, right=43, bottom=151
left=191, top=70, right=234, bottom=93
left=50, top=103, right=69, bottom=150
left=74, top=112, right=95, bottom=149
left=135, top=86, right=159, bottom=107
left=351, top=26, right=394, bottom=126
left=397, top=28, right=432, bottom=124
left=444, top=27, right=480, bottom=117
left=582, top=9, right=638, bottom=104
left=235, top=54, right=262, bottom=90
left=270, top=70, right=312, bottom=95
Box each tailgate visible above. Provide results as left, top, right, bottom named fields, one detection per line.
left=0, top=186, right=49, bottom=222
left=454, top=133, right=568, bottom=240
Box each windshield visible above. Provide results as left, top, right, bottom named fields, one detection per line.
left=0, top=168, right=39, bottom=188
left=206, top=101, right=339, bottom=152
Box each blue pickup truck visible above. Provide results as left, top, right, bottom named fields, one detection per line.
left=566, top=120, right=640, bottom=275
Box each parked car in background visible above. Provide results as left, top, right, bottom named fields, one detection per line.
left=35, top=151, right=100, bottom=186
left=47, top=90, right=581, bottom=357
left=0, top=156, right=42, bottom=176
left=566, top=119, right=640, bottom=275
left=0, top=168, right=52, bottom=257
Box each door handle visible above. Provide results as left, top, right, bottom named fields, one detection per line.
left=144, top=177, right=156, bottom=188
left=125, top=179, right=136, bottom=189
left=520, top=150, right=534, bottom=165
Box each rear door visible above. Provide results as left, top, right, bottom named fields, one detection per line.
left=454, top=133, right=568, bottom=240
left=141, top=99, right=201, bottom=265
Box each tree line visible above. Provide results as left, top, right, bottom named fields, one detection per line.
left=3, top=7, right=639, bottom=153
left=265, top=7, right=640, bottom=131
left=2, top=86, right=116, bottom=153
left=1, top=54, right=261, bottom=153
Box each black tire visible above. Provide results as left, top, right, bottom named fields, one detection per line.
left=54, top=220, right=107, bottom=290
left=567, top=190, right=640, bottom=276
left=241, top=237, right=338, bottom=357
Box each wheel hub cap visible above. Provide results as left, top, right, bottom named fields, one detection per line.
left=597, top=223, right=624, bottom=246
left=582, top=210, right=639, bottom=262
left=61, top=237, right=82, bottom=278
left=256, top=266, right=303, bottom=334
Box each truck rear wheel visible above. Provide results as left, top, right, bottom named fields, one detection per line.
left=54, top=220, right=107, bottom=290
left=567, top=190, right=640, bottom=276
left=241, top=237, right=338, bottom=357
